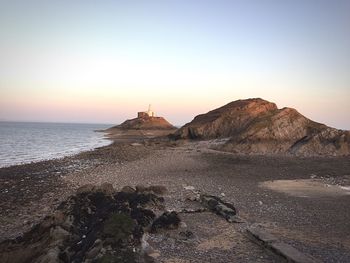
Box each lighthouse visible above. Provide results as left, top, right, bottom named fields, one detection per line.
left=147, top=104, right=155, bottom=117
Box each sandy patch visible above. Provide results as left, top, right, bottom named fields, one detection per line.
left=260, top=179, right=350, bottom=198
left=197, top=231, right=235, bottom=251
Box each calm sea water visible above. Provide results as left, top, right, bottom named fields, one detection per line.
left=0, top=122, right=112, bottom=168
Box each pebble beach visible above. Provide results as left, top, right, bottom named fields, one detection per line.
left=1, top=130, right=350, bottom=262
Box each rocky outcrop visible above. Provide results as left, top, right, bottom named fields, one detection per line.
left=175, top=98, right=278, bottom=139
left=174, top=98, right=350, bottom=156
left=0, top=184, right=171, bottom=263
left=110, top=116, right=176, bottom=130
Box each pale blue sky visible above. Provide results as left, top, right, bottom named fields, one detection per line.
left=0, top=0, right=349, bottom=128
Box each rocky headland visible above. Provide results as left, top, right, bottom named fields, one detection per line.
left=174, top=98, right=350, bottom=156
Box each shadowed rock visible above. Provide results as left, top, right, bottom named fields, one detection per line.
left=151, top=212, right=181, bottom=233
left=135, top=185, right=168, bottom=195
left=200, top=195, right=237, bottom=222
left=0, top=184, right=166, bottom=263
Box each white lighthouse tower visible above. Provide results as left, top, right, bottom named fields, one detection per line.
left=147, top=104, right=155, bottom=117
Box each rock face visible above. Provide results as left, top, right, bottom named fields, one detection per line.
left=174, top=98, right=350, bottom=156
left=111, top=115, right=176, bottom=130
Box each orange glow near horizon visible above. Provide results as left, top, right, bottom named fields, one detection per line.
left=1, top=81, right=349, bottom=129
left=1, top=1, right=349, bottom=129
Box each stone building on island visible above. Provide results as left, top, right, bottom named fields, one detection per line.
left=138, top=105, right=155, bottom=118
left=108, top=104, right=176, bottom=130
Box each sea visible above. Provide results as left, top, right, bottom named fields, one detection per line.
left=0, top=122, right=112, bottom=168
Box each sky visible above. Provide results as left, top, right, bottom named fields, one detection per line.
left=0, top=0, right=349, bottom=129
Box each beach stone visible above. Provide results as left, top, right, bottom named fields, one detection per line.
left=179, top=230, right=195, bottom=240
left=52, top=211, right=66, bottom=225
left=185, top=192, right=200, bottom=201
left=151, top=211, right=181, bottom=232
left=141, top=234, right=151, bottom=253
left=62, top=215, right=74, bottom=230
left=77, top=184, right=95, bottom=194
left=145, top=185, right=168, bottom=195
left=121, top=186, right=136, bottom=193
left=130, top=143, right=142, bottom=146
left=147, top=251, right=161, bottom=260
left=184, top=185, right=195, bottom=191
left=200, top=194, right=237, bottom=222
left=36, top=247, right=60, bottom=263
left=135, top=185, right=148, bottom=193
left=76, top=183, right=115, bottom=195
left=136, top=185, right=167, bottom=195
left=50, top=226, right=69, bottom=242
left=99, top=183, right=115, bottom=195
left=86, top=242, right=102, bottom=259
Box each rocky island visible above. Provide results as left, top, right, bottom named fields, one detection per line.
left=105, top=105, right=177, bottom=142
left=0, top=99, right=350, bottom=263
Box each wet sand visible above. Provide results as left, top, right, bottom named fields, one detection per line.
left=1, top=130, right=350, bottom=262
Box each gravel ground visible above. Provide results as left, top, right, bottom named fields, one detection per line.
left=1, top=138, right=349, bottom=262
left=147, top=212, right=279, bottom=263
left=65, top=140, right=350, bottom=262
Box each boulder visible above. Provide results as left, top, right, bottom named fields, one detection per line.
left=200, top=195, right=237, bottom=222
left=151, top=212, right=181, bottom=232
